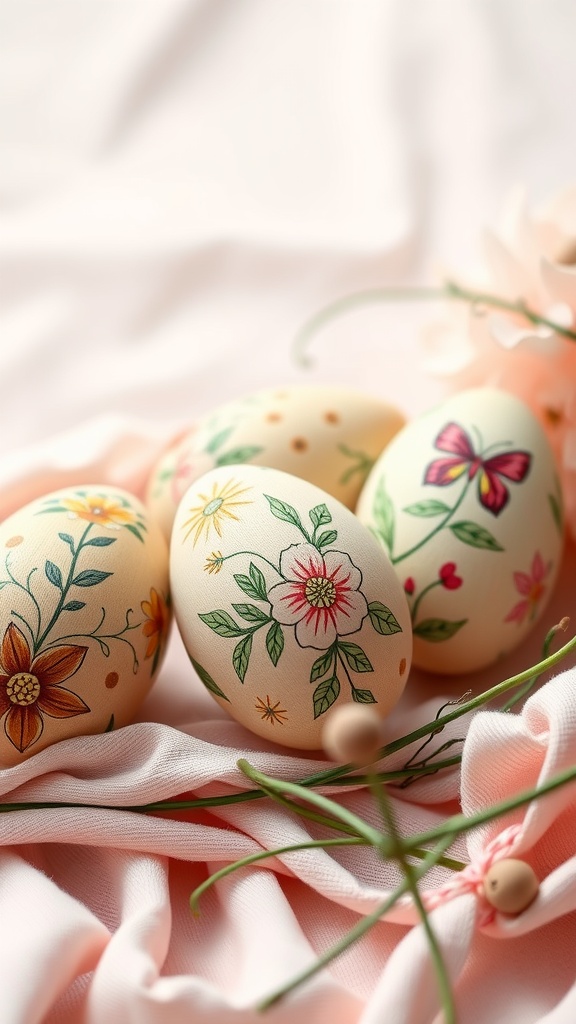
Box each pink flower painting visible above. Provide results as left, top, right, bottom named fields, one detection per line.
left=504, top=551, right=551, bottom=625
left=268, top=543, right=368, bottom=650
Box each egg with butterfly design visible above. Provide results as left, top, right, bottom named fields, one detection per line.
left=355, top=388, right=564, bottom=673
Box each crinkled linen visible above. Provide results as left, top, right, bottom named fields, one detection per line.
left=2, top=1, right=576, bottom=1021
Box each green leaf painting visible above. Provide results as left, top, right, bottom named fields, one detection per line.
left=264, top=494, right=305, bottom=532
left=548, top=492, right=563, bottom=535
left=351, top=688, right=377, bottom=704
left=190, top=656, right=230, bottom=702
left=313, top=675, right=340, bottom=719
left=266, top=621, right=284, bottom=666
left=233, top=561, right=268, bottom=602
left=72, top=569, right=113, bottom=587
left=205, top=425, right=234, bottom=455
left=316, top=530, right=338, bottom=548
left=310, top=646, right=335, bottom=683
left=368, top=602, right=402, bottom=635
left=198, top=610, right=247, bottom=638
left=413, top=618, right=467, bottom=642
left=338, top=642, right=373, bottom=673
left=45, top=560, right=63, bottom=589
left=231, top=603, right=270, bottom=625
left=233, top=634, right=253, bottom=682
left=309, top=504, right=332, bottom=529
left=403, top=499, right=451, bottom=517
left=372, top=477, right=395, bottom=552
left=449, top=521, right=503, bottom=552
left=216, top=445, right=263, bottom=467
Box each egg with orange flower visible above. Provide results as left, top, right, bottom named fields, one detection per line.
left=0, top=486, right=171, bottom=765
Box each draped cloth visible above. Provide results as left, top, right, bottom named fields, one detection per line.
left=1, top=2, right=576, bottom=1020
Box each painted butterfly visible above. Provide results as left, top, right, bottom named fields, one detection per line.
left=424, top=422, right=531, bottom=516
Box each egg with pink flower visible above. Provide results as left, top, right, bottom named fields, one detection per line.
left=356, top=387, right=564, bottom=674
left=169, top=465, right=412, bottom=749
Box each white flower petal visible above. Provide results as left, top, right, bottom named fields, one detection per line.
left=323, top=550, right=362, bottom=592
left=268, top=581, right=307, bottom=626
left=278, top=542, right=324, bottom=582
left=295, top=611, right=337, bottom=650
left=332, top=589, right=369, bottom=636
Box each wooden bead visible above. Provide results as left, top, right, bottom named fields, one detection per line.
left=322, top=704, right=383, bottom=765
left=483, top=858, right=539, bottom=915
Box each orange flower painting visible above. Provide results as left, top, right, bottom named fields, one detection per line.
left=61, top=494, right=138, bottom=529
left=141, top=588, right=170, bottom=672
left=0, top=623, right=89, bottom=752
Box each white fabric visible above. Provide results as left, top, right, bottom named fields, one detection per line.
left=2, top=1, right=576, bottom=1021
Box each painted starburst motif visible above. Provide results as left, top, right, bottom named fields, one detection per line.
left=255, top=695, right=288, bottom=725
left=181, top=479, right=252, bottom=546
left=204, top=551, right=225, bottom=574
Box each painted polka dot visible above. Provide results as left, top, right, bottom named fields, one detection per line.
left=5, top=536, right=24, bottom=548
left=105, top=672, right=119, bottom=689
left=324, top=411, right=340, bottom=425
left=399, top=658, right=406, bottom=676
left=544, top=407, right=562, bottom=426
left=291, top=437, right=308, bottom=452
left=266, top=412, right=282, bottom=423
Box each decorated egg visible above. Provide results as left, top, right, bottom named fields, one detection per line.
left=356, top=387, right=564, bottom=674
left=170, top=465, right=412, bottom=750
left=147, top=385, right=405, bottom=539
left=0, top=486, right=171, bottom=766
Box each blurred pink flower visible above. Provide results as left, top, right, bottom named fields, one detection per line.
left=504, top=551, right=551, bottom=626
left=422, top=185, right=576, bottom=539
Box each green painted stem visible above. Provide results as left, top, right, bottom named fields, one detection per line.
left=391, top=479, right=469, bottom=566
left=4, top=560, right=42, bottom=643
left=336, top=646, right=360, bottom=700
left=410, top=578, right=441, bottom=625
left=35, top=522, right=93, bottom=652
left=221, top=551, right=281, bottom=577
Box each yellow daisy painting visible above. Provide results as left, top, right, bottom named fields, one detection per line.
left=181, top=479, right=252, bottom=546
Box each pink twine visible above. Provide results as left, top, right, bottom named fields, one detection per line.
left=421, top=824, right=522, bottom=926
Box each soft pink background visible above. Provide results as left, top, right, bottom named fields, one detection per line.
left=1, top=2, right=576, bottom=1021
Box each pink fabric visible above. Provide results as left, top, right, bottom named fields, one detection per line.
left=2, top=1, right=576, bottom=1020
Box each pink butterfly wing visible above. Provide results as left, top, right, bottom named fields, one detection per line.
left=477, top=450, right=532, bottom=515
left=424, top=457, right=469, bottom=486
left=434, top=423, right=476, bottom=458
left=478, top=467, right=509, bottom=515
left=483, top=450, right=532, bottom=482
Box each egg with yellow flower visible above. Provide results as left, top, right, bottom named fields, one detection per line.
left=170, top=465, right=412, bottom=750
left=0, top=486, right=170, bottom=766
